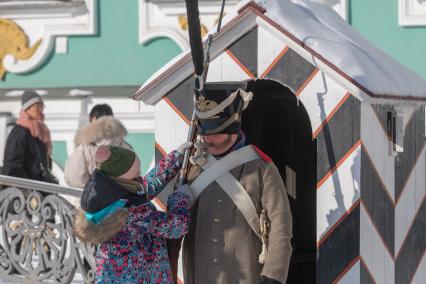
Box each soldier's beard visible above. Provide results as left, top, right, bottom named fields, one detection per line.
left=205, top=134, right=234, bottom=154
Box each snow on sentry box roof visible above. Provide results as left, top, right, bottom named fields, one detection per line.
left=135, top=0, right=426, bottom=103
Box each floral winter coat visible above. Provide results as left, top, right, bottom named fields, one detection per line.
left=73, top=151, right=191, bottom=284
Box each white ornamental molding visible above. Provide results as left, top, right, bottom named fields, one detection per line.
left=138, top=0, right=239, bottom=50
left=399, top=0, right=426, bottom=26
left=138, top=0, right=348, bottom=51
left=0, top=0, right=97, bottom=76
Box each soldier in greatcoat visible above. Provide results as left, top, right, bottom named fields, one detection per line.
left=182, top=82, right=293, bottom=284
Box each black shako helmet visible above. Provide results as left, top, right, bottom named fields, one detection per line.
left=195, top=81, right=252, bottom=135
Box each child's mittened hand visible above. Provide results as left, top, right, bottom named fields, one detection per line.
left=177, top=142, right=193, bottom=155
left=177, top=184, right=194, bottom=206
left=95, top=145, right=112, bottom=163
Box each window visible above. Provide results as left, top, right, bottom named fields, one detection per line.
left=399, top=0, right=426, bottom=26
left=387, top=111, right=404, bottom=154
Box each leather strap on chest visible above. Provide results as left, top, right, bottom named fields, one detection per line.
left=190, top=145, right=261, bottom=237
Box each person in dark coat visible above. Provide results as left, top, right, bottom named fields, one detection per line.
left=2, top=90, right=57, bottom=183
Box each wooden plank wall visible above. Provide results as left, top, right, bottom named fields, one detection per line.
left=360, top=103, right=426, bottom=284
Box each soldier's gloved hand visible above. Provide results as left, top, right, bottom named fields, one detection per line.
left=177, top=184, right=194, bottom=206
left=177, top=142, right=193, bottom=155
left=259, top=276, right=282, bottom=284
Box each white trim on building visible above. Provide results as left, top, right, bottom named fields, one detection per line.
left=138, top=0, right=239, bottom=49
left=1, top=0, right=97, bottom=76
left=399, top=0, right=426, bottom=26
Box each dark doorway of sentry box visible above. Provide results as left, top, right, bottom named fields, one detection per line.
left=242, top=79, right=317, bottom=283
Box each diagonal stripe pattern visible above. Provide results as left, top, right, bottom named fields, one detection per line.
left=361, top=103, right=426, bottom=283
left=317, top=204, right=360, bottom=284
left=361, top=145, right=395, bottom=256
left=149, top=24, right=425, bottom=284
left=227, top=27, right=258, bottom=78
left=157, top=26, right=365, bottom=284
left=361, top=203, right=395, bottom=284
left=315, top=95, right=361, bottom=185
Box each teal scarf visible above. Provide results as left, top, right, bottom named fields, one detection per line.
left=85, top=200, right=127, bottom=224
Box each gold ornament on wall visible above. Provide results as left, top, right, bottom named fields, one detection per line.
left=0, top=19, right=42, bottom=80
left=178, top=15, right=208, bottom=37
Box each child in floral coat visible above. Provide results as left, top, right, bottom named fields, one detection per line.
left=73, top=143, right=192, bottom=284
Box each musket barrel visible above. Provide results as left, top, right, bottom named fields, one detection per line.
left=178, top=113, right=197, bottom=187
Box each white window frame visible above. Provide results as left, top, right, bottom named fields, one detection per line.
left=387, top=110, right=405, bottom=155
left=399, top=0, right=426, bottom=26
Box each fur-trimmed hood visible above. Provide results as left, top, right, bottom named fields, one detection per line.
left=73, top=208, right=128, bottom=244
left=74, top=116, right=127, bottom=145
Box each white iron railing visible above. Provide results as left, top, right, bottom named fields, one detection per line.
left=0, top=175, right=95, bottom=284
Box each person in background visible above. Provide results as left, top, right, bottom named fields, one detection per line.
left=64, top=104, right=131, bottom=188
left=3, top=90, right=58, bottom=184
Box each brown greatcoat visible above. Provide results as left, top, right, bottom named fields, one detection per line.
left=183, top=146, right=292, bottom=284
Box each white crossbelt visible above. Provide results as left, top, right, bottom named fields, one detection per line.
left=190, top=145, right=261, bottom=237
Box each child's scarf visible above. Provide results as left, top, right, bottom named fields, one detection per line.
left=85, top=200, right=127, bottom=224
left=84, top=177, right=145, bottom=224
left=16, top=111, right=52, bottom=155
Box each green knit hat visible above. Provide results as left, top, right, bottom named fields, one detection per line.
left=95, top=145, right=136, bottom=177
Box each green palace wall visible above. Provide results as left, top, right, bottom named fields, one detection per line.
left=0, top=0, right=182, bottom=88
left=351, top=0, right=426, bottom=79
